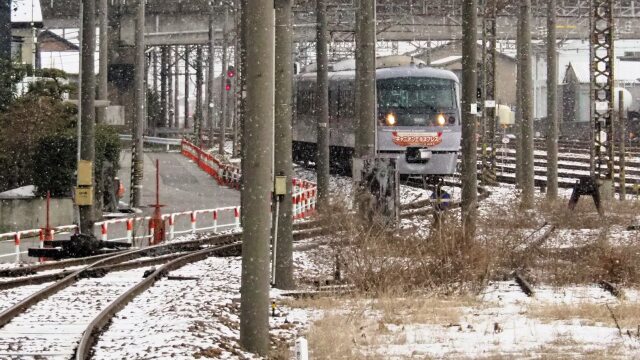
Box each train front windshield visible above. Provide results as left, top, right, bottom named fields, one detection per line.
left=378, top=77, right=458, bottom=127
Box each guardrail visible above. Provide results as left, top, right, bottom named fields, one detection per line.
left=180, top=139, right=318, bottom=218
left=119, top=134, right=182, bottom=147
left=0, top=206, right=243, bottom=264
left=0, top=141, right=318, bottom=264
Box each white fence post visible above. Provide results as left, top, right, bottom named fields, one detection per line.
left=295, top=337, right=309, bottom=360
left=191, top=212, right=197, bottom=234
left=14, top=232, right=21, bottom=263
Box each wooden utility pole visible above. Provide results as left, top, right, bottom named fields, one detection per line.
left=240, top=0, right=273, bottom=355
left=316, top=0, right=330, bottom=211
left=546, top=0, right=559, bottom=200
left=219, top=7, right=229, bottom=155
left=461, top=0, right=478, bottom=241
left=195, top=46, right=204, bottom=145
left=208, top=10, right=216, bottom=148
left=274, top=0, right=294, bottom=289
left=79, top=0, right=96, bottom=233
left=96, top=0, right=108, bottom=124
left=130, top=0, right=145, bottom=208
left=184, top=46, right=190, bottom=129
left=520, top=0, right=535, bottom=208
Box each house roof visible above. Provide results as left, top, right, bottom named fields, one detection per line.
left=38, top=30, right=79, bottom=51
left=430, top=56, right=462, bottom=66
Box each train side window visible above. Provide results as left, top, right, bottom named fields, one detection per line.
left=329, top=88, right=339, bottom=119
left=341, top=89, right=354, bottom=118
left=297, top=88, right=316, bottom=116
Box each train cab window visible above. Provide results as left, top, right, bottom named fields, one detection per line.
left=378, top=78, right=457, bottom=113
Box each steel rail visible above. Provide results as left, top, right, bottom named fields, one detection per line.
left=0, top=233, right=241, bottom=328
left=74, top=241, right=242, bottom=360
left=0, top=226, right=324, bottom=291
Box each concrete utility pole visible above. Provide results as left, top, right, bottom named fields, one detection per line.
left=219, top=7, right=229, bottom=155
left=173, top=46, right=180, bottom=127
left=546, top=0, right=559, bottom=200
left=208, top=10, right=216, bottom=149
left=130, top=0, right=145, bottom=208
left=96, top=0, right=108, bottom=124
left=195, top=46, right=204, bottom=145
left=79, top=0, right=96, bottom=233
left=239, top=0, right=247, bottom=225
left=0, top=0, right=11, bottom=112
left=316, top=0, right=330, bottom=211
left=519, top=0, right=535, bottom=208
left=233, top=0, right=241, bottom=157
left=515, top=14, right=523, bottom=188
left=168, top=47, right=174, bottom=127
left=274, top=0, right=294, bottom=289
left=618, top=90, right=626, bottom=200
left=184, top=46, right=190, bottom=129
left=481, top=0, right=497, bottom=186
left=355, top=0, right=376, bottom=160
left=240, top=0, right=273, bottom=355
left=461, top=0, right=478, bottom=241
left=160, top=46, right=169, bottom=128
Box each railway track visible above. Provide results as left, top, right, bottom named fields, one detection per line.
left=0, top=224, right=326, bottom=359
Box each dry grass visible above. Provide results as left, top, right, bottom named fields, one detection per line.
left=538, top=196, right=640, bottom=229
left=289, top=293, right=479, bottom=359
left=372, top=296, right=478, bottom=326
left=527, top=302, right=640, bottom=330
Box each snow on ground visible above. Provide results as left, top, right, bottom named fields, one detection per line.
left=0, top=282, right=53, bottom=314
left=0, top=268, right=148, bottom=358
left=92, top=255, right=309, bottom=359
left=293, top=166, right=437, bottom=207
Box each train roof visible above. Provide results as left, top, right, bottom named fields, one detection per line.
left=296, top=65, right=459, bottom=83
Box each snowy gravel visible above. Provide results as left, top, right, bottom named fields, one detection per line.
left=92, top=256, right=308, bottom=359
left=0, top=282, right=53, bottom=314
left=0, top=268, right=148, bottom=359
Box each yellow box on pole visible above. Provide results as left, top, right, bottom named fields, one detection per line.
left=75, top=186, right=94, bottom=205
left=77, top=160, right=93, bottom=186
left=274, top=176, right=287, bottom=196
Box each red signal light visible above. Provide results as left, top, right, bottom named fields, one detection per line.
left=227, top=65, right=235, bottom=78
left=225, top=79, right=232, bottom=92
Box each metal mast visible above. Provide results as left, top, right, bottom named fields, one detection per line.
left=590, top=0, right=615, bottom=195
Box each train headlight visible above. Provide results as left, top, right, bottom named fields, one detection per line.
left=436, top=113, right=446, bottom=126
left=385, top=113, right=397, bottom=126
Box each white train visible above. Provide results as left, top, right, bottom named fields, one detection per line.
left=293, top=56, right=461, bottom=180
